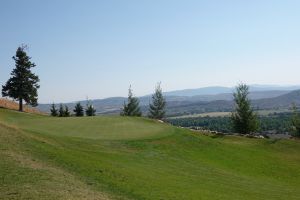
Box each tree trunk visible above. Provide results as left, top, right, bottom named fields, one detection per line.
left=19, top=98, right=23, bottom=112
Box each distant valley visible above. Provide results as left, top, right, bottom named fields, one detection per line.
left=37, top=85, right=300, bottom=116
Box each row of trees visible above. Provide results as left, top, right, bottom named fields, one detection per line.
left=2, top=46, right=299, bottom=137
left=49, top=83, right=167, bottom=119
left=50, top=102, right=96, bottom=117
left=50, top=82, right=167, bottom=119
left=120, top=83, right=166, bottom=120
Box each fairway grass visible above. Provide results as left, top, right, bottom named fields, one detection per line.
left=0, top=122, right=113, bottom=200
left=0, top=108, right=300, bottom=200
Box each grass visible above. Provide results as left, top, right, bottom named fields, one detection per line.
left=0, top=120, right=112, bottom=200
left=0, top=98, right=43, bottom=114
left=0, top=108, right=300, bottom=200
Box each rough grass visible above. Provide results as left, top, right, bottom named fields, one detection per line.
left=0, top=123, right=113, bottom=200
left=0, top=98, right=43, bottom=114
left=0, top=108, right=300, bottom=200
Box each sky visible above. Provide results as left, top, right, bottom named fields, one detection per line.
left=0, top=0, right=300, bottom=103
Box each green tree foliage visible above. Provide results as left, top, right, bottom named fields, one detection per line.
left=2, top=45, right=40, bottom=111
left=167, top=113, right=292, bottom=134
left=167, top=116, right=232, bottom=133
left=148, top=82, right=166, bottom=119
left=291, top=105, right=300, bottom=137
left=57, top=104, right=70, bottom=117
left=121, top=86, right=141, bottom=116
left=50, top=103, right=58, bottom=116
left=231, top=84, right=259, bottom=134
left=64, top=106, right=70, bottom=117
left=58, top=104, right=65, bottom=117
left=73, top=102, right=84, bottom=117
left=86, top=103, right=96, bottom=116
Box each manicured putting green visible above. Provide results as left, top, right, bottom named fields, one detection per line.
left=0, top=109, right=174, bottom=140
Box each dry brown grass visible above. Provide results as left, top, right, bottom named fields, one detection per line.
left=0, top=98, right=44, bottom=114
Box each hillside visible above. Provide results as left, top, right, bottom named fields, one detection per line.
left=0, top=98, right=43, bottom=114
left=253, top=90, right=300, bottom=109
left=163, top=85, right=300, bottom=96
left=37, top=90, right=293, bottom=115
left=1, top=108, right=300, bottom=200
left=165, top=90, right=300, bottom=116
left=163, top=86, right=233, bottom=96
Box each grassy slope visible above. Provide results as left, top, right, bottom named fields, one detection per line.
left=0, top=108, right=300, bottom=200
left=0, top=123, right=112, bottom=200
left=0, top=98, right=43, bottom=114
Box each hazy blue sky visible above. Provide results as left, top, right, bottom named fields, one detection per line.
left=1, top=0, right=300, bottom=103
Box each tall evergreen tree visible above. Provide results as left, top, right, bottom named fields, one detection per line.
left=121, top=86, right=141, bottom=116
left=2, top=45, right=40, bottom=111
left=50, top=103, right=58, bottom=116
left=58, top=104, right=65, bottom=117
left=148, top=82, right=166, bottom=119
left=231, top=84, right=259, bottom=135
left=86, top=102, right=96, bottom=116
left=64, top=105, right=70, bottom=117
left=74, top=102, right=84, bottom=116
left=291, top=104, right=300, bottom=137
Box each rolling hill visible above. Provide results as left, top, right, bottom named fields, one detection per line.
left=165, top=90, right=300, bottom=116
left=163, top=86, right=233, bottom=96
left=0, top=108, right=300, bottom=199
left=163, top=85, right=300, bottom=96
left=37, top=89, right=295, bottom=115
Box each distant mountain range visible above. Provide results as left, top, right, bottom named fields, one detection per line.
left=165, top=90, right=300, bottom=116
left=37, top=85, right=300, bottom=116
left=163, top=85, right=300, bottom=96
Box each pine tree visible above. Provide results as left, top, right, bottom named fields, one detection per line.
left=121, top=86, right=141, bottom=116
left=148, top=82, right=166, bottom=119
left=2, top=45, right=40, bottom=111
left=50, top=103, right=58, bottom=116
left=74, top=102, right=84, bottom=116
left=58, top=104, right=65, bottom=117
left=291, top=104, right=300, bottom=137
left=86, top=103, right=96, bottom=116
left=231, top=84, right=259, bottom=135
left=64, top=105, right=70, bottom=117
